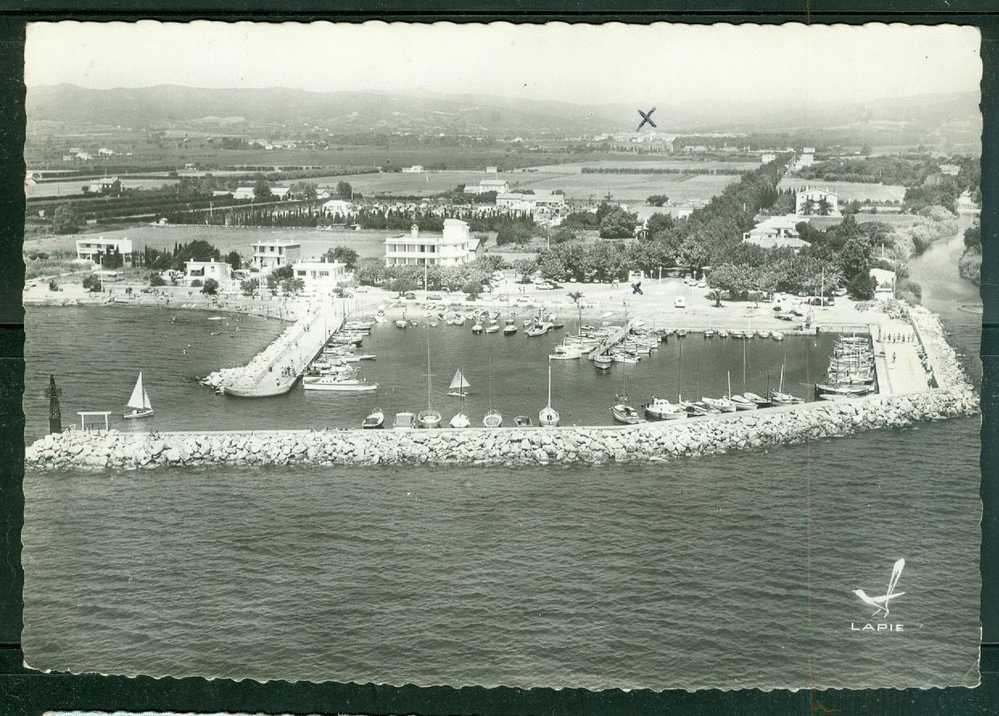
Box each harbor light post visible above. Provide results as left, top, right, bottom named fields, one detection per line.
left=46, top=374, right=62, bottom=434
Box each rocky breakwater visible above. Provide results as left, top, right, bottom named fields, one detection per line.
left=908, top=305, right=976, bottom=394
left=26, top=389, right=979, bottom=472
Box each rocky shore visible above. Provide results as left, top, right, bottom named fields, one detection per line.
left=26, top=387, right=979, bottom=472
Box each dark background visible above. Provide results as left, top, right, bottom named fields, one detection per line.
left=1, top=3, right=996, bottom=714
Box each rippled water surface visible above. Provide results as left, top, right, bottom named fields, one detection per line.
left=22, top=216, right=983, bottom=690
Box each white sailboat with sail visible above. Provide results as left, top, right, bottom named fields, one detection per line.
left=446, top=369, right=472, bottom=397
left=123, top=371, right=154, bottom=420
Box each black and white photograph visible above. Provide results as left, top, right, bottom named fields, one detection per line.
left=20, top=21, right=983, bottom=691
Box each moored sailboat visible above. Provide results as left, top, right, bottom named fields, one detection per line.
left=447, top=368, right=472, bottom=397
left=538, top=359, right=560, bottom=427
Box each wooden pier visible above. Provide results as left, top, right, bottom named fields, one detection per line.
left=586, top=321, right=633, bottom=360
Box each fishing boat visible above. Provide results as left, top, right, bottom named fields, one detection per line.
left=123, top=372, right=154, bottom=420
left=362, top=409, right=385, bottom=429
left=471, top=323, right=484, bottom=335
left=743, top=392, right=772, bottom=408
left=815, top=382, right=873, bottom=398
left=514, top=415, right=532, bottom=427
left=680, top=399, right=713, bottom=417
left=485, top=323, right=500, bottom=334
left=593, top=354, right=614, bottom=370
left=704, top=329, right=716, bottom=338
left=730, top=394, right=758, bottom=410
left=702, top=396, right=737, bottom=412
left=718, top=329, right=730, bottom=338
left=610, top=403, right=643, bottom=424
left=526, top=323, right=552, bottom=337
left=503, top=321, right=518, bottom=336
left=643, top=396, right=685, bottom=420
left=417, top=334, right=442, bottom=428
left=675, top=329, right=687, bottom=338
left=769, top=363, right=802, bottom=405
left=771, top=331, right=784, bottom=341
left=393, top=412, right=416, bottom=430
left=394, top=319, right=408, bottom=329
left=538, top=360, right=560, bottom=427
left=447, top=369, right=472, bottom=397
left=303, top=376, right=378, bottom=392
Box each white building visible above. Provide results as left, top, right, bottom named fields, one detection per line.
left=795, top=187, right=840, bottom=216
left=485, top=166, right=500, bottom=173
left=463, top=178, right=510, bottom=195
left=185, top=259, right=233, bottom=285
left=761, top=152, right=777, bottom=164
left=742, top=215, right=811, bottom=250
left=233, top=186, right=290, bottom=201
left=869, top=268, right=897, bottom=302
left=75, top=237, right=134, bottom=265
left=401, top=165, right=425, bottom=173
left=251, top=240, right=301, bottom=270
left=384, top=219, right=479, bottom=267
left=939, top=164, right=961, bottom=176
left=496, top=190, right=566, bottom=219
left=97, top=147, right=114, bottom=157
left=322, top=199, right=355, bottom=216
left=795, top=148, right=816, bottom=170
left=291, top=259, right=353, bottom=297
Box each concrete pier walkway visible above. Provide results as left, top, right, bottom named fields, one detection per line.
left=221, top=301, right=343, bottom=398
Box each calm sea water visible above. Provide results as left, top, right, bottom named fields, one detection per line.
left=21, top=219, right=983, bottom=690
left=23, top=306, right=834, bottom=440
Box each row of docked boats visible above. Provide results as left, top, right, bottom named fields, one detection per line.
left=360, top=408, right=543, bottom=430
left=609, top=365, right=804, bottom=424
left=814, top=335, right=876, bottom=399
left=302, top=320, right=379, bottom=392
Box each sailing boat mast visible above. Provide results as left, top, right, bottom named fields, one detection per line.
left=547, top=360, right=552, bottom=408
left=727, top=370, right=732, bottom=400
left=426, top=333, right=432, bottom=410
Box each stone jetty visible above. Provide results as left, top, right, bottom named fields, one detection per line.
left=25, top=387, right=978, bottom=472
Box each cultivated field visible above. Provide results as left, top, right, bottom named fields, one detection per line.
left=778, top=177, right=906, bottom=203
left=26, top=177, right=181, bottom=199
left=316, top=164, right=745, bottom=203
left=24, top=225, right=398, bottom=261
left=518, top=159, right=761, bottom=173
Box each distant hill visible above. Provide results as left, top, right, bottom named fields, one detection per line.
left=25, top=83, right=981, bottom=138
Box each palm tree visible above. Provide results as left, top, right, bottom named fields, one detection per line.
left=568, top=290, right=584, bottom=334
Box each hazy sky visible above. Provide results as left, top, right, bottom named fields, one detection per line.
left=26, top=21, right=981, bottom=106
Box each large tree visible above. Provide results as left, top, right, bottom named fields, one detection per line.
left=52, top=204, right=81, bottom=234
left=253, top=177, right=272, bottom=202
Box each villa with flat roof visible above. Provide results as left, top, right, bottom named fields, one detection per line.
left=384, top=219, right=479, bottom=267
left=251, top=240, right=301, bottom=270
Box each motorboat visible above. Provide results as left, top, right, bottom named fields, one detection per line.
left=485, top=323, right=500, bottom=334
left=526, top=323, right=553, bottom=337
left=815, top=383, right=873, bottom=398
left=393, top=412, right=416, bottom=429
left=471, top=323, right=484, bottom=335
left=449, top=412, right=471, bottom=428
left=303, top=377, right=378, bottom=392
left=611, top=403, right=644, bottom=424
left=503, top=322, right=518, bottom=336
left=611, top=353, right=640, bottom=364
left=703, top=329, right=716, bottom=338
left=718, top=329, right=730, bottom=338
left=680, top=400, right=713, bottom=417
left=394, top=319, right=408, bottom=329
left=771, top=331, right=784, bottom=341
left=514, top=415, right=532, bottom=427
left=483, top=410, right=503, bottom=428
left=549, top=345, right=584, bottom=360
left=675, top=329, right=687, bottom=338
left=362, top=409, right=385, bottom=429
left=123, top=371, right=154, bottom=420
left=702, top=396, right=737, bottom=413
left=642, top=397, right=686, bottom=420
